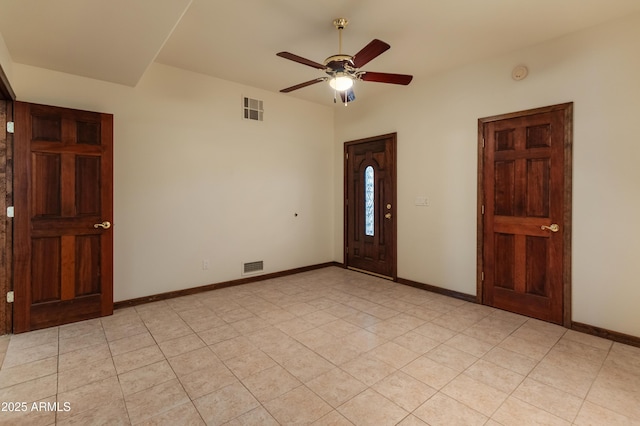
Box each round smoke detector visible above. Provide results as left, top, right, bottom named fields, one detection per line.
left=512, top=65, right=529, bottom=81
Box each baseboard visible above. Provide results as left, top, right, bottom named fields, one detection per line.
left=114, top=261, right=341, bottom=309
left=571, top=321, right=640, bottom=348
left=396, top=277, right=478, bottom=303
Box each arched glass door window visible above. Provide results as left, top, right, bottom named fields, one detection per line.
left=365, top=166, right=374, bottom=236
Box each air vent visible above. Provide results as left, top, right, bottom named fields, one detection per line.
left=243, top=97, right=263, bottom=121
left=243, top=260, right=264, bottom=275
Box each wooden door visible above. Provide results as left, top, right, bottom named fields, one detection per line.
left=345, top=133, right=397, bottom=279
left=14, top=102, right=113, bottom=333
left=479, top=103, right=572, bottom=325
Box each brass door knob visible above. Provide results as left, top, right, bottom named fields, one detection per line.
left=94, top=221, right=111, bottom=229
left=541, top=224, right=559, bottom=232
left=385, top=213, right=392, bottom=219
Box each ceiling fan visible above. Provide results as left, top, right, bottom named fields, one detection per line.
left=277, top=18, right=413, bottom=105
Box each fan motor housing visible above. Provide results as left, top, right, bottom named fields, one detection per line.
left=324, top=54, right=354, bottom=75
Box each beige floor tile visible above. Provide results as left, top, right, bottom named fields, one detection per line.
left=57, top=376, right=123, bottom=421
left=312, top=409, right=355, bottom=425
left=441, top=374, right=508, bottom=417
left=491, top=396, right=571, bottom=426
left=482, top=346, right=539, bottom=375
left=57, top=397, right=130, bottom=426
left=193, top=382, right=259, bottom=425
left=108, top=332, right=156, bottom=356
left=157, top=333, right=205, bottom=359
left=113, top=344, right=165, bottom=375
left=265, top=385, right=333, bottom=424
left=242, top=365, right=302, bottom=403
left=320, top=319, right=363, bottom=337
left=137, top=401, right=204, bottom=426
left=223, top=349, right=277, bottom=379
left=396, top=414, right=429, bottom=426
left=401, top=356, right=459, bottom=389
left=315, top=340, right=365, bottom=365
left=58, top=318, right=103, bottom=340
left=281, top=348, right=336, bottom=382
left=445, top=333, right=495, bottom=358
left=393, top=331, right=440, bottom=354
left=574, top=400, right=640, bottom=426
left=411, top=322, right=457, bottom=343
left=413, top=392, right=488, bottom=426
left=463, top=359, right=525, bottom=393
left=0, top=373, right=57, bottom=404
left=340, top=354, right=397, bottom=386
left=306, top=368, right=368, bottom=408
left=58, top=329, right=107, bottom=354
left=146, top=319, right=193, bottom=343
left=229, top=316, right=272, bottom=334
left=6, top=327, right=58, bottom=351
left=58, top=342, right=111, bottom=371
left=426, top=344, right=478, bottom=372
left=167, top=346, right=221, bottom=377
left=57, top=357, right=116, bottom=393
left=302, top=310, right=340, bottom=326
left=178, top=362, right=238, bottom=400
left=498, top=335, right=553, bottom=360
left=372, top=371, right=436, bottom=412
left=225, top=405, right=279, bottom=426
left=197, top=323, right=241, bottom=345
left=209, top=335, right=256, bottom=360
left=512, top=377, right=584, bottom=421
left=529, top=350, right=602, bottom=398
left=0, top=356, right=57, bottom=389
left=366, top=341, right=420, bottom=369
left=338, top=388, right=408, bottom=426
left=2, top=341, right=58, bottom=368
left=217, top=307, right=255, bottom=323
left=124, top=378, right=190, bottom=424
left=118, top=360, right=176, bottom=396
left=274, top=317, right=317, bottom=336
left=0, top=396, right=57, bottom=426
left=340, top=329, right=386, bottom=352
left=587, top=362, right=640, bottom=420
left=294, top=327, right=337, bottom=350
left=103, top=320, right=149, bottom=342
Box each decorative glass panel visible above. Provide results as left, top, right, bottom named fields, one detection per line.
left=365, top=166, right=374, bottom=236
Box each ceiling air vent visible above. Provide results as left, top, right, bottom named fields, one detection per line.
left=243, top=97, right=263, bottom=121
left=242, top=260, right=264, bottom=275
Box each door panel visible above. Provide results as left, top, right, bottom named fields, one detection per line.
left=480, top=104, right=572, bottom=325
left=345, top=134, right=397, bottom=279
left=14, top=102, right=113, bottom=333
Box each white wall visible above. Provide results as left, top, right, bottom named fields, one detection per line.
left=334, top=13, right=640, bottom=337
left=11, top=63, right=335, bottom=301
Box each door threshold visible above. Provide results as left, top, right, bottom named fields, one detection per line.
left=347, top=266, right=395, bottom=281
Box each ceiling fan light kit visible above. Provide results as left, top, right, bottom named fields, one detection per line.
left=277, top=18, right=413, bottom=105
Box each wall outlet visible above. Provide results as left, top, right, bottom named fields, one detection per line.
left=202, top=259, right=210, bottom=270
left=415, top=196, right=430, bottom=206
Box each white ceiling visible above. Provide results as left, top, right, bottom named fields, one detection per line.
left=1, top=0, right=639, bottom=105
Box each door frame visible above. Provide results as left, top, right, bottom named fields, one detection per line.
left=477, top=103, right=573, bottom=327
left=0, top=63, right=15, bottom=335
left=343, top=133, right=398, bottom=280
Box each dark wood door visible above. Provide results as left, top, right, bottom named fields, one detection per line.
left=345, top=133, right=397, bottom=279
left=480, top=104, right=572, bottom=324
left=14, top=102, right=113, bottom=332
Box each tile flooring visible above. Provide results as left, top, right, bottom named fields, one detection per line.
left=0, top=267, right=639, bottom=425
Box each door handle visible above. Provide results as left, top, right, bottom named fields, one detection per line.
left=385, top=213, right=392, bottom=219
left=541, top=223, right=559, bottom=232
left=94, top=221, right=111, bottom=229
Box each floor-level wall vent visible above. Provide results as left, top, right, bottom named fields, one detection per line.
left=242, top=260, right=264, bottom=275
left=243, top=97, right=263, bottom=121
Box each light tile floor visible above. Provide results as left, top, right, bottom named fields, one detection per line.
left=0, top=267, right=639, bottom=425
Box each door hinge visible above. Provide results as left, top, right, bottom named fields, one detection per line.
left=6, top=122, right=14, bottom=134
left=346, top=153, right=349, bottom=160
left=6, top=206, right=14, bottom=218
left=481, top=272, right=484, bottom=281
left=6, top=291, right=14, bottom=303
left=481, top=137, right=485, bottom=148
left=481, top=205, right=485, bottom=215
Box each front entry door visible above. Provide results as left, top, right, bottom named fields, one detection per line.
left=345, top=133, right=397, bottom=280
left=14, top=102, right=113, bottom=332
left=479, top=103, right=572, bottom=325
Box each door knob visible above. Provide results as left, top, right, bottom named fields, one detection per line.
left=385, top=213, right=392, bottom=219
left=94, top=221, right=111, bottom=229
left=541, top=223, right=559, bottom=232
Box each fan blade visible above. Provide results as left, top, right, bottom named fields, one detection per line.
left=352, top=39, right=390, bottom=68
left=361, top=72, right=413, bottom=85
left=277, top=52, right=326, bottom=70
left=280, top=78, right=326, bottom=93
